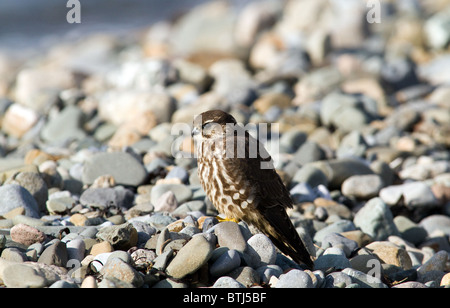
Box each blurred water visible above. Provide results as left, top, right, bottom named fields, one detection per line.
left=0, top=0, right=257, bottom=55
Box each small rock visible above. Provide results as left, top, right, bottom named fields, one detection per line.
left=353, top=197, right=399, bottom=241
left=10, top=223, right=46, bottom=246
left=324, top=271, right=353, bottom=288
left=246, top=233, right=277, bottom=267
left=209, top=249, right=241, bottom=277
left=96, top=222, right=138, bottom=250
left=314, top=247, right=351, bottom=271
left=150, top=184, right=193, bottom=205
left=321, top=232, right=358, bottom=257
left=313, top=219, right=357, bottom=244
left=393, top=216, right=428, bottom=245
left=100, top=257, right=144, bottom=287
left=341, top=174, right=384, bottom=199
left=440, top=272, right=450, bottom=287
left=342, top=268, right=388, bottom=288
left=38, top=239, right=69, bottom=267
left=66, top=239, right=86, bottom=262
left=214, top=221, right=247, bottom=252
left=0, top=184, right=40, bottom=218
left=419, top=214, right=450, bottom=236
left=417, top=250, right=448, bottom=275
left=82, top=151, right=147, bottom=187
left=2, top=264, right=49, bottom=288
left=365, top=241, right=412, bottom=270
left=392, top=281, right=427, bottom=288
left=212, top=276, right=246, bottom=288
left=228, top=266, right=260, bottom=287
left=1, top=247, right=28, bottom=262
left=256, top=264, right=283, bottom=284
left=154, top=191, right=178, bottom=212
left=165, top=234, right=214, bottom=279
left=275, top=269, right=314, bottom=288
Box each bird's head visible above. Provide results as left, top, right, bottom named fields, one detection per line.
left=192, top=110, right=237, bottom=140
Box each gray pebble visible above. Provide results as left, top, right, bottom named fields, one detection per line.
left=214, top=221, right=247, bottom=252
left=212, top=276, right=246, bottom=288
left=276, top=269, right=314, bottom=288
left=150, top=183, right=193, bottom=205
left=0, top=184, right=40, bottom=218
left=342, top=267, right=388, bottom=288
left=210, top=249, right=241, bottom=277
left=314, top=247, right=351, bottom=271
left=82, top=151, right=147, bottom=187
left=256, top=264, right=283, bottom=284
left=353, top=197, right=399, bottom=241
left=322, top=232, right=358, bottom=257
left=246, top=234, right=277, bottom=267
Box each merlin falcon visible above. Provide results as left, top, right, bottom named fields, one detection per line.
left=192, top=110, right=313, bottom=269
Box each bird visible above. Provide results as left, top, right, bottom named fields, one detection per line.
left=191, top=109, right=313, bottom=269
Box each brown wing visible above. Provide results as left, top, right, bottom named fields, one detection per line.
left=223, top=132, right=313, bottom=268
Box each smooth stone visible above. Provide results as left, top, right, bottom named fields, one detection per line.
left=154, top=191, right=178, bottom=212
left=228, top=266, right=260, bottom=287
left=291, top=164, right=329, bottom=188
left=353, top=197, right=400, bottom=241
left=214, top=221, right=247, bottom=252
left=96, top=222, right=138, bottom=250
left=365, top=241, right=412, bottom=270
left=321, top=232, right=358, bottom=257
left=46, top=196, right=75, bottom=215
left=0, top=184, right=40, bottom=218
left=419, top=215, right=450, bottom=236
left=246, top=234, right=277, bottom=267
left=1, top=247, right=28, bottom=262
left=324, top=271, right=353, bottom=288
left=82, top=151, right=147, bottom=186
left=341, top=174, right=384, bottom=199
left=212, top=276, right=246, bottom=288
left=349, top=254, right=383, bottom=275
left=5, top=171, right=48, bottom=212
left=2, top=263, right=51, bottom=288
left=393, top=215, right=428, bottom=245
left=392, top=281, right=427, bottom=288
left=37, top=239, right=68, bottom=267
left=100, top=257, right=144, bottom=287
left=81, top=276, right=98, bottom=288
left=49, top=280, right=79, bottom=288
left=150, top=184, right=193, bottom=205
left=10, top=223, right=46, bottom=246
left=41, top=105, right=86, bottom=144
left=313, top=219, right=357, bottom=244
left=165, top=166, right=189, bottom=183
left=66, top=239, right=86, bottom=262
left=165, top=234, right=214, bottom=279
left=417, top=250, right=448, bottom=275
left=342, top=268, right=388, bottom=288
left=256, top=264, right=283, bottom=284
left=80, top=186, right=135, bottom=210
left=314, top=247, right=351, bottom=271
left=209, top=249, right=241, bottom=277
left=310, top=158, right=374, bottom=189
left=275, top=269, right=314, bottom=288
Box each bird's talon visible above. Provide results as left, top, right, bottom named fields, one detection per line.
left=216, top=215, right=240, bottom=223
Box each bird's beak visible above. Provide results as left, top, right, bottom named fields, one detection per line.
left=191, top=127, right=200, bottom=137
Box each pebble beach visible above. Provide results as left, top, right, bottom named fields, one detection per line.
left=0, top=0, right=449, bottom=289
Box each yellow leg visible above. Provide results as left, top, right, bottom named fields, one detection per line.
left=216, top=214, right=240, bottom=223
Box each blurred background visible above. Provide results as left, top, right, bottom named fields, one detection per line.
left=0, top=0, right=257, bottom=56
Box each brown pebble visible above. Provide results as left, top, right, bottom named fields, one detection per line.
left=10, top=223, right=46, bottom=246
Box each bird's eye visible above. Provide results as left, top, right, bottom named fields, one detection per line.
left=202, top=122, right=214, bottom=130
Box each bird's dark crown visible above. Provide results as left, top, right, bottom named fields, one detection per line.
left=197, top=110, right=237, bottom=126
